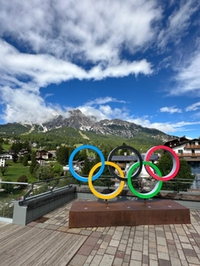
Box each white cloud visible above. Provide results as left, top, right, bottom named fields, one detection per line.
left=79, top=103, right=176, bottom=132
left=0, top=39, right=87, bottom=88
left=0, top=0, right=161, bottom=63
left=77, top=99, right=129, bottom=121
left=85, top=97, right=126, bottom=106
left=76, top=99, right=198, bottom=135
left=88, top=60, right=152, bottom=80
left=186, top=102, right=200, bottom=111
left=0, top=0, right=159, bottom=123
left=0, top=39, right=152, bottom=87
left=0, top=87, right=64, bottom=124
left=0, top=0, right=159, bottom=91
left=172, top=51, right=200, bottom=95
left=127, top=117, right=200, bottom=134
left=160, top=106, right=182, bottom=114
left=77, top=106, right=107, bottom=121
left=157, top=1, right=200, bottom=97
left=158, top=0, right=199, bottom=48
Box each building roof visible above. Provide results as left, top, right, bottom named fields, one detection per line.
left=164, top=136, right=200, bottom=148
left=111, top=154, right=159, bottom=162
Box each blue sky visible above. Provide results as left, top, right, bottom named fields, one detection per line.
left=0, top=0, right=200, bottom=138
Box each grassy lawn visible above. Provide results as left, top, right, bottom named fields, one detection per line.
left=0, top=160, right=64, bottom=202
left=2, top=160, right=64, bottom=183
left=2, top=143, right=11, bottom=151
left=2, top=161, right=37, bottom=183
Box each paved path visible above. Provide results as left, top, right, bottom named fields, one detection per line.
left=0, top=200, right=200, bottom=266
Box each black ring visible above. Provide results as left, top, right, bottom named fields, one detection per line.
left=107, top=145, right=143, bottom=181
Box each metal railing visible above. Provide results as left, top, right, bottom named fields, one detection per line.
left=1, top=176, right=200, bottom=219
left=0, top=181, right=30, bottom=218
left=16, top=177, right=76, bottom=209
left=0, top=178, right=72, bottom=218
left=178, top=153, right=200, bottom=157
left=22, top=176, right=200, bottom=196
left=185, top=144, right=200, bottom=149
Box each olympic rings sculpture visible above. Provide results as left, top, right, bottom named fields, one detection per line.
left=69, top=144, right=180, bottom=200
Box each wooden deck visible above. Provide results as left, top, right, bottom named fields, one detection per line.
left=0, top=222, right=87, bottom=266
left=0, top=200, right=200, bottom=266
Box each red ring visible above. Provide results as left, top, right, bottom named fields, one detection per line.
left=144, top=145, right=180, bottom=181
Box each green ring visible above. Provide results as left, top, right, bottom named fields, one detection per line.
left=127, top=161, right=163, bottom=199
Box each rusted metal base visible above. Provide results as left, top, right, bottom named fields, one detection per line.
left=69, top=199, right=191, bottom=228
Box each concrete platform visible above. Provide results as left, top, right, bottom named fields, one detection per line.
left=69, top=199, right=191, bottom=228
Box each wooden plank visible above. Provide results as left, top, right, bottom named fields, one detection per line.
left=20, top=232, right=60, bottom=265
left=29, top=232, right=79, bottom=266
left=24, top=232, right=76, bottom=266
left=1, top=228, right=53, bottom=265
left=0, top=226, right=33, bottom=251
left=0, top=224, right=87, bottom=266
left=51, top=235, right=87, bottom=266
left=0, top=222, right=11, bottom=228
left=0, top=223, right=17, bottom=234
left=0, top=224, right=23, bottom=241
left=3, top=228, right=52, bottom=265
left=9, top=229, right=59, bottom=265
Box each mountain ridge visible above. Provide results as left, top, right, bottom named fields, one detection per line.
left=0, top=109, right=175, bottom=143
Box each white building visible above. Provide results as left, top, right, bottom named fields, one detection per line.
left=0, top=158, right=5, bottom=167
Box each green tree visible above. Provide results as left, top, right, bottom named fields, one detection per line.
left=30, top=151, right=39, bottom=175
left=56, top=146, right=71, bottom=165
left=53, top=165, right=63, bottom=176
left=18, top=155, right=23, bottom=163
left=156, top=153, right=172, bottom=176
left=156, top=153, right=195, bottom=191
left=10, top=141, right=22, bottom=153
left=3, top=139, right=9, bottom=145
left=0, top=165, right=8, bottom=177
left=35, top=166, right=54, bottom=180
left=22, top=154, right=29, bottom=166
left=22, top=140, right=31, bottom=151
left=119, top=143, right=130, bottom=155
left=81, top=156, right=91, bottom=176
left=12, top=153, right=18, bottom=163
left=0, top=144, right=3, bottom=154
left=74, top=149, right=87, bottom=161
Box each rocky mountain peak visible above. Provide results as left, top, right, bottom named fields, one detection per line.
left=0, top=108, right=175, bottom=143
left=68, top=109, right=85, bottom=117
left=31, top=109, right=173, bottom=142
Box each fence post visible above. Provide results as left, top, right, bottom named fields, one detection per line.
left=13, top=201, right=27, bottom=226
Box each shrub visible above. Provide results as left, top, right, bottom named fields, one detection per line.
left=53, top=165, right=63, bottom=176
left=35, top=166, right=54, bottom=180
left=1, top=178, right=14, bottom=193
left=17, top=175, right=28, bottom=189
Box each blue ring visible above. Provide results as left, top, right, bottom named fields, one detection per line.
left=69, top=144, right=105, bottom=182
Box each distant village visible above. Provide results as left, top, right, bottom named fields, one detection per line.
left=0, top=136, right=200, bottom=189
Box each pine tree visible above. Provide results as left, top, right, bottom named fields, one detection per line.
left=56, top=146, right=70, bottom=165
left=81, top=156, right=91, bottom=176
left=29, top=151, right=39, bottom=175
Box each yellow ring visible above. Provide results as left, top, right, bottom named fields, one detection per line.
left=88, top=161, right=125, bottom=200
